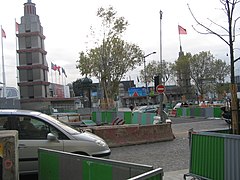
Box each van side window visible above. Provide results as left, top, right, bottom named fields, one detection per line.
left=19, top=117, right=42, bottom=139
left=0, top=115, right=68, bottom=140
left=1, top=116, right=20, bottom=131
left=0, top=116, right=9, bottom=130
left=19, top=116, right=68, bottom=140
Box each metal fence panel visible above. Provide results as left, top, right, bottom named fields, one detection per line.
left=205, top=107, right=213, bottom=118
left=225, top=138, right=240, bottom=180
left=190, top=133, right=224, bottom=180
left=39, top=148, right=157, bottom=180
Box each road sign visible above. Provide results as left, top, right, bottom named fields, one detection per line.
left=156, top=84, right=165, bottom=94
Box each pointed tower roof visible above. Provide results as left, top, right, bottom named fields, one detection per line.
left=24, top=0, right=36, bottom=16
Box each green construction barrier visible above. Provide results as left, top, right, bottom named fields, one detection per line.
left=194, top=108, right=201, bottom=117
left=189, top=133, right=224, bottom=180
left=92, top=111, right=133, bottom=125
left=186, top=108, right=191, bottom=117
left=176, top=108, right=183, bottom=117
left=39, top=148, right=163, bottom=180
left=132, top=112, right=155, bottom=125
left=177, top=107, right=222, bottom=118
left=91, top=112, right=97, bottom=122
left=213, top=107, right=222, bottom=118
left=186, top=130, right=240, bottom=180
left=132, top=112, right=140, bottom=124
left=123, top=112, right=133, bottom=124
left=105, top=111, right=114, bottom=124
left=91, top=111, right=116, bottom=124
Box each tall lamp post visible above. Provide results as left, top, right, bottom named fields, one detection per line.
left=159, top=10, right=163, bottom=85
left=159, top=10, right=164, bottom=122
left=144, top=51, right=156, bottom=105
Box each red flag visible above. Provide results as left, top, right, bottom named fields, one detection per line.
left=1, top=28, right=6, bottom=38
left=16, top=22, right=19, bottom=33
left=51, top=62, right=57, bottom=71
left=178, top=25, right=187, bottom=34
left=56, top=66, right=61, bottom=75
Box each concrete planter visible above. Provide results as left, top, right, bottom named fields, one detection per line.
left=90, top=123, right=175, bottom=147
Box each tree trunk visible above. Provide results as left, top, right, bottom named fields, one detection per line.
left=227, top=0, right=239, bottom=134
left=230, top=84, right=239, bottom=134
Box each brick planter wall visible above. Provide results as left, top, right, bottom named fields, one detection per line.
left=90, top=123, right=175, bottom=147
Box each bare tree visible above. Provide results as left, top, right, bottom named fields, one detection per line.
left=139, top=60, right=172, bottom=84
left=188, top=0, right=240, bottom=134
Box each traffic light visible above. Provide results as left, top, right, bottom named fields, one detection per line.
left=154, top=75, right=159, bottom=91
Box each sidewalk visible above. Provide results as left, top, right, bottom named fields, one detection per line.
left=164, top=169, right=189, bottom=180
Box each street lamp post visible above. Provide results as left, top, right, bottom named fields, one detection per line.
left=144, top=51, right=156, bottom=105
left=159, top=10, right=164, bottom=123
left=159, top=10, right=163, bottom=85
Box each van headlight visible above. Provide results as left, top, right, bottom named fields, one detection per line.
left=96, top=140, right=107, bottom=147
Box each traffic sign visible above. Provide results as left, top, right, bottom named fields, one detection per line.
left=156, top=84, right=165, bottom=94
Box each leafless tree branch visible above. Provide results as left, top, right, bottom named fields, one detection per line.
left=187, top=3, right=230, bottom=45
left=207, top=18, right=229, bottom=34
left=233, top=16, right=240, bottom=41
left=234, top=57, right=240, bottom=62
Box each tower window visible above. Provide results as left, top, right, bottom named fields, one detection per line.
left=26, top=52, right=32, bottom=65
left=28, top=86, right=34, bottom=98
left=27, top=70, right=33, bottom=82
left=26, top=37, right=31, bottom=49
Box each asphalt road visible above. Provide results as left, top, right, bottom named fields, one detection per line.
left=109, top=117, right=229, bottom=172
left=20, top=117, right=229, bottom=180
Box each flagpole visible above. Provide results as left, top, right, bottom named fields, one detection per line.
left=55, top=71, right=57, bottom=84
left=59, top=71, right=60, bottom=84
left=1, top=25, right=6, bottom=98
left=62, top=72, right=63, bottom=85
left=178, top=24, right=183, bottom=54
left=15, top=19, right=19, bottom=86
left=51, top=68, right=53, bottom=83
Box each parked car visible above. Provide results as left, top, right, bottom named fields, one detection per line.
left=0, top=109, right=111, bottom=174
left=173, top=102, right=182, bottom=110
left=134, top=105, right=159, bottom=113
left=199, top=101, right=209, bottom=107
left=134, top=105, right=170, bottom=123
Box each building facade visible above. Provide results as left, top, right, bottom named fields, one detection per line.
left=16, top=0, right=50, bottom=100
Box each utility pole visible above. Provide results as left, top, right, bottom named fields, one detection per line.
left=159, top=10, right=164, bottom=122
left=144, top=52, right=156, bottom=106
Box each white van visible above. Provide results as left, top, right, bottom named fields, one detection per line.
left=0, top=109, right=111, bottom=174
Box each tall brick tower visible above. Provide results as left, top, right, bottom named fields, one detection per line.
left=16, top=0, right=50, bottom=110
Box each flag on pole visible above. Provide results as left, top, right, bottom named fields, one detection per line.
left=178, top=25, right=187, bottom=34
left=137, top=76, right=140, bottom=82
left=15, top=22, right=19, bottom=33
left=56, top=66, right=61, bottom=75
left=1, top=28, right=6, bottom=38
left=62, top=67, right=67, bottom=77
left=51, top=62, right=57, bottom=71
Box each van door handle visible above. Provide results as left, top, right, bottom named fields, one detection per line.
left=19, top=144, right=27, bottom=149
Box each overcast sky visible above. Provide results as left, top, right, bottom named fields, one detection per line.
left=0, top=0, right=240, bottom=88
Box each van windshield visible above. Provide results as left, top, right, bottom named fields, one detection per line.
left=39, top=113, right=81, bottom=135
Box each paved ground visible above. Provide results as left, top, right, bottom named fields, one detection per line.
left=109, top=117, right=229, bottom=179
left=21, top=116, right=228, bottom=180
